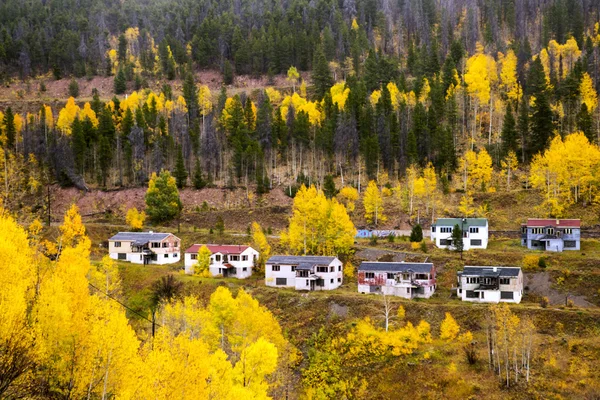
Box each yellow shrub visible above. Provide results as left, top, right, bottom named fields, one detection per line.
left=522, top=254, right=540, bottom=270
left=410, top=241, right=421, bottom=250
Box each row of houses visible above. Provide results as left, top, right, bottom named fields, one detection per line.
left=430, top=217, right=581, bottom=253
left=107, top=231, right=524, bottom=303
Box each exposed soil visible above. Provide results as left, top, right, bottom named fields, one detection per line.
left=525, top=272, right=595, bottom=308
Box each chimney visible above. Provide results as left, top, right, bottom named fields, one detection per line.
left=556, top=219, right=560, bottom=225
left=149, top=230, right=153, bottom=233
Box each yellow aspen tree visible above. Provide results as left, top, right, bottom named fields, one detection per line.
left=125, top=207, right=146, bottom=231
left=287, top=66, right=300, bottom=92
left=330, top=82, right=350, bottom=110
left=474, top=148, right=493, bottom=192
left=459, top=150, right=477, bottom=192
left=500, top=150, right=519, bottom=190
left=580, top=72, right=598, bottom=111
left=458, top=192, right=475, bottom=217
left=194, top=245, right=212, bottom=277
left=561, top=37, right=581, bottom=77
left=363, top=180, right=386, bottom=226
left=423, top=163, right=437, bottom=214
left=440, top=312, right=460, bottom=341
left=337, top=186, right=359, bottom=213
left=499, top=49, right=521, bottom=103
left=56, top=97, right=81, bottom=134
left=251, top=221, right=271, bottom=272
left=369, top=89, right=382, bottom=107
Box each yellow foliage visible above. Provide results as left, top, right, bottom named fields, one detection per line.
left=419, top=78, right=430, bottom=103
left=265, top=87, right=282, bottom=105
left=458, top=192, right=475, bottom=217
left=440, top=312, right=460, bottom=341
left=119, top=91, right=141, bottom=112
left=252, top=221, right=271, bottom=270
left=580, top=72, right=598, bottom=111
left=40, top=104, right=54, bottom=128
left=499, top=49, right=521, bottom=102
left=282, top=185, right=356, bottom=255
left=522, top=254, right=540, bottom=271
left=194, top=245, right=213, bottom=277
left=79, top=102, right=99, bottom=126
left=363, top=180, right=387, bottom=225
left=56, top=97, right=81, bottom=134
left=369, top=90, right=381, bottom=107
left=351, top=18, right=359, bottom=30
left=387, top=82, right=401, bottom=110
left=464, top=44, right=497, bottom=104
left=125, top=207, right=146, bottom=231
left=337, top=186, right=359, bottom=212
left=198, top=85, right=213, bottom=115
left=330, top=82, right=350, bottom=110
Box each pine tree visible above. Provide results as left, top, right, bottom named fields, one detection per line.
left=114, top=68, right=127, bottom=94
left=517, top=96, right=530, bottom=163
left=577, top=103, right=594, bottom=143
left=2, top=107, right=16, bottom=149
left=97, top=135, right=112, bottom=187
left=323, top=175, right=337, bottom=198
left=192, top=158, right=206, bottom=189
left=145, top=170, right=182, bottom=223
left=450, top=224, right=463, bottom=254
left=71, top=117, right=86, bottom=174
left=182, top=70, right=199, bottom=121
left=529, top=90, right=554, bottom=158
left=311, top=45, right=333, bottom=99
left=223, top=60, right=234, bottom=85
left=174, top=146, right=188, bottom=188
left=410, top=224, right=423, bottom=242
left=501, top=103, right=518, bottom=156
left=68, top=78, right=79, bottom=98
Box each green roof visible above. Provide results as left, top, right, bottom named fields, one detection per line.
left=432, top=218, right=488, bottom=228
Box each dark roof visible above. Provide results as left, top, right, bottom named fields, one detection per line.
left=109, top=232, right=174, bottom=244
left=461, top=266, right=521, bottom=277
left=185, top=244, right=250, bottom=254
left=359, top=262, right=433, bottom=273
left=538, top=234, right=560, bottom=240
left=523, top=218, right=580, bottom=228
left=267, top=255, right=337, bottom=265
left=296, top=262, right=316, bottom=271
left=432, top=218, right=488, bottom=228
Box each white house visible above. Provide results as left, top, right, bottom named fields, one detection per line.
left=430, top=218, right=488, bottom=250
left=456, top=266, right=523, bottom=304
left=358, top=262, right=436, bottom=299
left=108, top=232, right=181, bottom=265
left=184, top=244, right=259, bottom=278
left=265, top=255, right=343, bottom=291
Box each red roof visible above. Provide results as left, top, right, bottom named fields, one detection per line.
left=524, top=219, right=580, bottom=228
left=185, top=244, right=250, bottom=254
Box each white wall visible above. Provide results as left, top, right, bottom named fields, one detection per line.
left=266, top=259, right=343, bottom=291
left=431, top=225, right=488, bottom=250
left=184, top=247, right=258, bottom=278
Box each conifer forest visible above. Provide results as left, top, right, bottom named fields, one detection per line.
left=1, top=0, right=600, bottom=399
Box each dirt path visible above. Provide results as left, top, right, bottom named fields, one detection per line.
left=526, top=272, right=595, bottom=308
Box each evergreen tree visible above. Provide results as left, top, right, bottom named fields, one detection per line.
left=311, top=45, right=333, bottom=99
left=517, top=96, right=530, bottom=162
left=117, top=34, right=127, bottom=63
left=71, top=117, right=86, bottom=174
left=323, top=175, right=337, bottom=198
left=2, top=107, right=15, bottom=149
left=450, top=224, right=464, bottom=254
left=223, top=60, right=234, bottom=85
left=193, top=158, right=206, bottom=189
left=501, top=104, right=518, bottom=156
left=68, top=78, right=79, bottom=97
left=174, top=146, right=188, bottom=188
left=114, top=68, right=127, bottom=94
left=410, top=224, right=423, bottom=242
left=145, top=170, right=182, bottom=223
left=529, top=90, right=554, bottom=158
left=577, top=103, right=594, bottom=143
left=97, top=135, right=112, bottom=187
left=182, top=70, right=199, bottom=121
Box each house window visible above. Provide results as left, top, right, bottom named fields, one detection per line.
left=307, top=280, right=309, bottom=286
left=387, top=273, right=395, bottom=280
left=215, top=255, right=221, bottom=262
left=298, top=271, right=309, bottom=278
left=564, top=241, right=576, bottom=248
left=338, top=265, right=342, bottom=271
left=521, top=226, right=526, bottom=233
left=469, top=227, right=479, bottom=233
left=162, top=242, right=168, bottom=248
left=291, top=266, right=296, bottom=272
left=330, top=266, right=334, bottom=272
left=338, top=278, right=341, bottom=282
left=114, top=241, right=121, bottom=247
left=440, top=239, right=451, bottom=246
left=440, top=227, right=452, bottom=233
left=191, top=254, right=197, bottom=260
left=173, top=254, right=178, bottom=258
left=118, top=253, right=126, bottom=260
left=230, top=255, right=239, bottom=261
left=272, top=265, right=280, bottom=272
left=431, top=226, right=436, bottom=232
left=546, top=228, right=554, bottom=235
left=470, top=239, right=482, bottom=246
left=174, top=242, right=179, bottom=247
left=242, top=255, right=248, bottom=261
left=406, top=288, right=410, bottom=293
left=564, top=228, right=572, bottom=234
left=365, top=272, right=375, bottom=279
left=276, top=278, right=287, bottom=285
left=466, top=290, right=478, bottom=298
left=317, top=266, right=328, bottom=273
left=243, top=267, right=247, bottom=271
left=500, top=291, right=514, bottom=300
left=151, top=242, right=160, bottom=248
left=500, top=278, right=510, bottom=285
left=164, top=254, right=168, bottom=258
left=415, top=273, right=428, bottom=280
left=330, top=279, right=334, bottom=283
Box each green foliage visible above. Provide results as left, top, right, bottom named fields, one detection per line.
left=323, top=175, right=337, bottom=198
left=173, top=146, right=188, bottom=189
left=145, top=170, right=182, bottom=223
left=68, top=78, right=79, bottom=97
left=410, top=224, right=423, bottom=242
left=114, top=68, right=127, bottom=94
left=223, top=60, right=234, bottom=85
left=192, top=159, right=206, bottom=190
left=450, top=224, right=463, bottom=253
left=215, top=215, right=225, bottom=235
